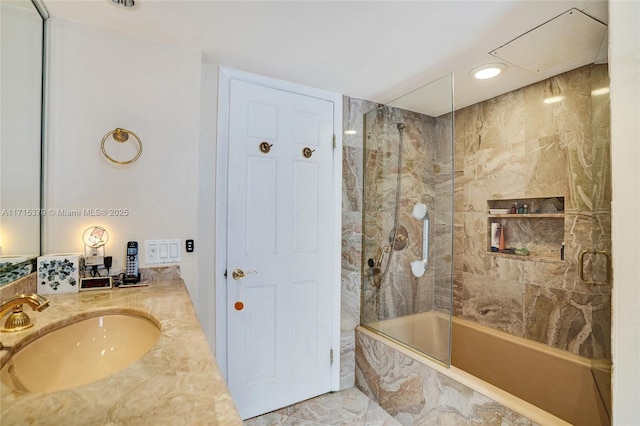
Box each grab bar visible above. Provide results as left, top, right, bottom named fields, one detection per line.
left=410, top=203, right=429, bottom=278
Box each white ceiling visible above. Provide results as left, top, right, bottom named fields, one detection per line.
left=42, top=0, right=609, bottom=114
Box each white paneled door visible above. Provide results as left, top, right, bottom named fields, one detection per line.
left=226, top=79, right=336, bottom=419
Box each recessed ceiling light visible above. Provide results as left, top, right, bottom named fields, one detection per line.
left=344, top=130, right=357, bottom=135
left=470, top=63, right=507, bottom=80
left=543, top=95, right=565, bottom=104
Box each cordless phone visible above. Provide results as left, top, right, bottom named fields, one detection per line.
left=122, top=241, right=141, bottom=285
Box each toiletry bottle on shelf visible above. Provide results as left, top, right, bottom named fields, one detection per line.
left=511, top=203, right=517, bottom=214
left=491, top=223, right=500, bottom=250
left=523, top=204, right=528, bottom=214
left=499, top=225, right=506, bottom=252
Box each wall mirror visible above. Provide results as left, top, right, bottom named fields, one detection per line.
left=0, top=0, right=47, bottom=286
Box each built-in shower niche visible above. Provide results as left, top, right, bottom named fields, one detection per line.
left=487, top=197, right=565, bottom=262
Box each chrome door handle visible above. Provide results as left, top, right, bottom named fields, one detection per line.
left=232, top=269, right=257, bottom=280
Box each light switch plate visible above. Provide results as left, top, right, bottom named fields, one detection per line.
left=145, top=239, right=181, bottom=264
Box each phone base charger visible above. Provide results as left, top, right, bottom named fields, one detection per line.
left=120, top=273, right=144, bottom=287
left=119, top=282, right=147, bottom=288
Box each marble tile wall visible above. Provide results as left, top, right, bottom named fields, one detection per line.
left=454, top=64, right=611, bottom=359
left=355, top=329, right=537, bottom=425
left=361, top=105, right=439, bottom=322
left=341, top=96, right=377, bottom=389
left=341, top=96, right=454, bottom=388
left=433, top=112, right=455, bottom=313
left=344, top=65, right=609, bottom=401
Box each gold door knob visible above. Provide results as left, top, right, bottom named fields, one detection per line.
left=232, top=269, right=257, bottom=280
left=302, top=147, right=316, bottom=158
left=259, top=142, right=273, bottom=153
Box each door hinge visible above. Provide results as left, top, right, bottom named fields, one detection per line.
left=330, top=348, right=334, bottom=365
left=332, top=134, right=336, bottom=149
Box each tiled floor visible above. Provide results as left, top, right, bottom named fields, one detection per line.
left=243, top=387, right=401, bottom=426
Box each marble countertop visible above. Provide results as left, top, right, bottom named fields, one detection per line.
left=0, top=279, right=242, bottom=425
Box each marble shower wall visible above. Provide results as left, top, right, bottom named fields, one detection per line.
left=454, top=64, right=611, bottom=359
left=361, top=104, right=454, bottom=325
left=361, top=105, right=437, bottom=322
left=341, top=96, right=377, bottom=389
left=342, top=65, right=609, bottom=391
left=341, top=96, right=454, bottom=388
left=433, top=112, right=455, bottom=313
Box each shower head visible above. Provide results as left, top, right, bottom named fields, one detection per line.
left=410, top=259, right=426, bottom=278
left=397, top=123, right=406, bottom=132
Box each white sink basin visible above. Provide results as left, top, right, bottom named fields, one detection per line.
left=1, top=313, right=160, bottom=393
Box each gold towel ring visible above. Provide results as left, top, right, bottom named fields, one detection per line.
left=101, top=128, right=143, bottom=165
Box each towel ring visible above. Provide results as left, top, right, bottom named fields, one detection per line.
left=101, top=128, right=143, bottom=165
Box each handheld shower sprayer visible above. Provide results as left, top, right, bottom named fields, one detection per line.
left=367, top=122, right=407, bottom=287
left=411, top=202, right=429, bottom=278
left=412, top=202, right=428, bottom=220
left=368, top=246, right=390, bottom=278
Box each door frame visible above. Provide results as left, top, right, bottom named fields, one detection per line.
left=214, top=67, right=342, bottom=392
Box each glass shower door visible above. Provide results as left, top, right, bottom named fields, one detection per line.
left=361, top=73, right=454, bottom=365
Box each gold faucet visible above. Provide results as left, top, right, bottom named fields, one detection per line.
left=0, top=294, right=50, bottom=332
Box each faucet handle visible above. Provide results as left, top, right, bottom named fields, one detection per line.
left=0, top=293, right=49, bottom=332
left=2, top=306, right=34, bottom=332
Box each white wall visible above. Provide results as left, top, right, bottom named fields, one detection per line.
left=610, top=1, right=640, bottom=424
left=198, top=63, right=219, bottom=350
left=43, top=18, right=203, bottom=306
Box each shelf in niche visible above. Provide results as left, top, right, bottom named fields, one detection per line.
left=487, top=251, right=564, bottom=264
left=487, top=197, right=565, bottom=264
left=487, top=196, right=565, bottom=215
left=488, top=213, right=564, bottom=218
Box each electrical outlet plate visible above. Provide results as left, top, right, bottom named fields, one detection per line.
left=145, top=239, right=181, bottom=264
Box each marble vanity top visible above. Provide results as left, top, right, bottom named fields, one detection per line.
left=0, top=279, right=242, bottom=425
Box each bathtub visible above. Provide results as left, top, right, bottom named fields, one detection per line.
left=357, top=312, right=610, bottom=425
